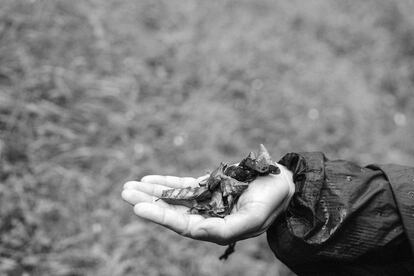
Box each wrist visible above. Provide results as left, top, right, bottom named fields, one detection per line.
left=276, top=163, right=295, bottom=211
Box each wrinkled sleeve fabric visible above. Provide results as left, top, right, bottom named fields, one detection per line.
left=267, top=152, right=414, bottom=275
left=367, top=164, right=414, bottom=251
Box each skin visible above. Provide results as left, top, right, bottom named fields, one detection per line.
left=121, top=164, right=295, bottom=245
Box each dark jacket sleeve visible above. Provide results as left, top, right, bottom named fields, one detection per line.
left=267, top=152, right=414, bottom=275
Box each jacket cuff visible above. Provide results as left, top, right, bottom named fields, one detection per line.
left=367, top=164, right=414, bottom=254
left=278, top=152, right=326, bottom=239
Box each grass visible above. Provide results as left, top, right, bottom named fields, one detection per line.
left=1, top=0, right=414, bottom=275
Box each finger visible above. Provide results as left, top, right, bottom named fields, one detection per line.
left=122, top=189, right=161, bottom=205
left=123, top=181, right=174, bottom=197
left=196, top=174, right=210, bottom=183
left=134, top=202, right=204, bottom=237
left=140, top=175, right=200, bottom=188
left=122, top=189, right=189, bottom=212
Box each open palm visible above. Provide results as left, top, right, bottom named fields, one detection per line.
left=122, top=164, right=294, bottom=245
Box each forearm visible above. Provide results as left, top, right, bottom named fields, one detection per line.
left=268, top=152, right=414, bottom=274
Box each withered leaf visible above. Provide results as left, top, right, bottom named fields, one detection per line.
left=224, top=164, right=257, bottom=182
left=219, top=242, right=236, bottom=260
left=207, top=190, right=227, bottom=217
left=220, top=177, right=248, bottom=197
left=160, top=186, right=211, bottom=208
left=239, top=151, right=257, bottom=171
left=206, top=162, right=227, bottom=190
left=156, top=144, right=280, bottom=260
left=239, top=144, right=280, bottom=174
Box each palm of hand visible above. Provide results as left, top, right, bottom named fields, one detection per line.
left=122, top=165, right=293, bottom=245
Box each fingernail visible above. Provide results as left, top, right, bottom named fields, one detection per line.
left=121, top=189, right=132, bottom=201
left=123, top=181, right=136, bottom=190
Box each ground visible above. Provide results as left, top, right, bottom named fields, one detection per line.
left=1, top=0, right=414, bottom=275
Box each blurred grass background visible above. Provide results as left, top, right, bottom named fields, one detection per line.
left=1, top=0, right=414, bottom=275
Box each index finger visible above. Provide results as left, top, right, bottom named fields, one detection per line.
left=140, top=175, right=209, bottom=189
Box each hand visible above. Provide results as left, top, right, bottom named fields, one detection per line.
left=121, top=164, right=295, bottom=245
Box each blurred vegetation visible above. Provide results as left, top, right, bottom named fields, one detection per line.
left=1, top=0, right=414, bottom=275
